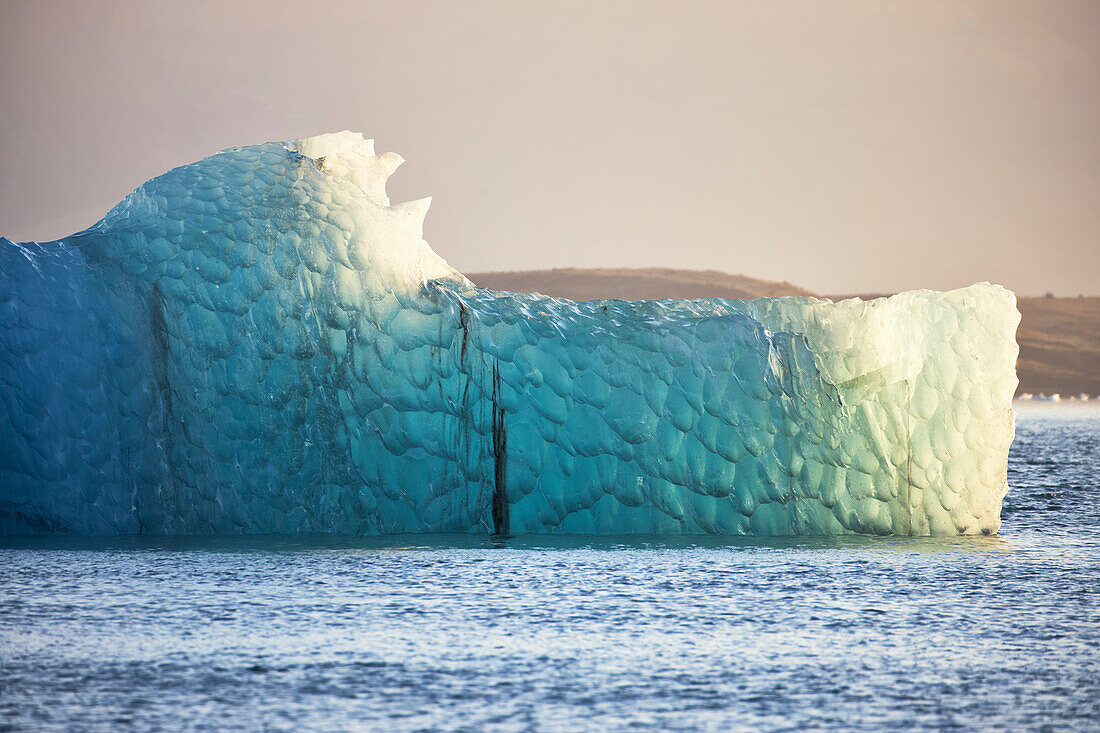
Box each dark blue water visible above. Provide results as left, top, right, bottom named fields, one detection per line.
left=1, top=408, right=1097, bottom=731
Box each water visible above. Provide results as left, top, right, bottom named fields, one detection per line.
left=1, top=409, right=1097, bottom=731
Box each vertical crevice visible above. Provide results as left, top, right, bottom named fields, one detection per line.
left=149, top=282, right=178, bottom=533
left=491, top=360, right=509, bottom=535
left=458, top=301, right=471, bottom=363
left=905, top=378, right=914, bottom=536
left=452, top=299, right=475, bottom=529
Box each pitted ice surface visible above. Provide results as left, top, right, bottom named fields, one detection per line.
left=0, top=134, right=1020, bottom=535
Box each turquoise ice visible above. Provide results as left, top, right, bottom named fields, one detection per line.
left=0, top=133, right=1020, bottom=536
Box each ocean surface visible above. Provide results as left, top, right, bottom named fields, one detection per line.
left=1, top=406, right=1097, bottom=732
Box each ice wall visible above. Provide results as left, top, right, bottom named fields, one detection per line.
left=0, top=132, right=1020, bottom=535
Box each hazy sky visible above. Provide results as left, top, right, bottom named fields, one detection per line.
left=1, top=0, right=1097, bottom=296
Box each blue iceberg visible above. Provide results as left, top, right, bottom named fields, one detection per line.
left=0, top=132, right=1020, bottom=536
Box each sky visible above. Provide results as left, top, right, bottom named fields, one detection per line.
left=1, top=0, right=1097, bottom=296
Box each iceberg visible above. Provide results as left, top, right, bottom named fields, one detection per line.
left=0, top=132, right=1020, bottom=536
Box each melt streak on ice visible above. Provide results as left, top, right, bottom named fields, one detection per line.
left=0, top=132, right=1020, bottom=536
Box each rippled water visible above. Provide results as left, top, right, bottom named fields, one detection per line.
left=1, top=408, right=1097, bottom=731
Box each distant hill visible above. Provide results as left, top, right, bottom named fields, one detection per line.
left=1014, top=296, right=1100, bottom=398
left=467, top=268, right=1098, bottom=398
left=468, top=267, right=813, bottom=301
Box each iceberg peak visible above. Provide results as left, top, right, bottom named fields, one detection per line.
left=289, top=130, right=405, bottom=208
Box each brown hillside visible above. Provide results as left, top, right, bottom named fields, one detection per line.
left=1015, top=296, right=1100, bottom=397
left=468, top=269, right=1098, bottom=398
left=469, top=268, right=813, bottom=301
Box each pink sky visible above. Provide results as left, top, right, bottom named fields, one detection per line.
left=1, top=0, right=1097, bottom=296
